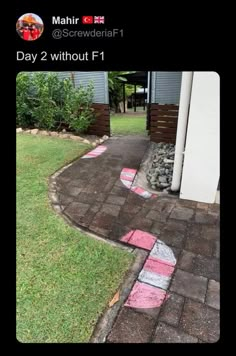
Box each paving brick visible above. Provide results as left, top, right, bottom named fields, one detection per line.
left=170, top=207, right=194, bottom=221
left=180, top=299, right=220, bottom=342
left=58, top=193, right=74, bottom=206
left=187, top=224, right=202, bottom=239
left=127, top=216, right=153, bottom=231
left=153, top=322, right=198, bottom=343
left=193, top=255, right=220, bottom=281
left=106, top=195, right=126, bottom=206
left=185, top=236, right=213, bottom=257
left=126, top=192, right=145, bottom=206
left=110, top=223, right=131, bottom=241
left=90, top=212, right=116, bottom=232
left=160, top=228, right=186, bottom=249
left=95, top=193, right=107, bottom=202
left=122, top=204, right=141, bottom=214
left=77, top=192, right=96, bottom=204
left=89, top=226, right=110, bottom=237
left=100, top=203, right=121, bottom=217
left=195, top=211, right=218, bottom=224
left=206, top=280, right=220, bottom=310
left=170, top=269, right=208, bottom=302
left=104, top=179, right=117, bottom=193
left=197, top=202, right=209, bottom=210
left=118, top=212, right=136, bottom=226
left=107, top=307, right=156, bottom=343
left=66, top=186, right=82, bottom=197
left=164, top=220, right=187, bottom=232
left=132, top=306, right=161, bottom=319
left=150, top=221, right=164, bottom=236
left=159, top=293, right=184, bottom=327
left=110, top=185, right=129, bottom=198
left=213, top=240, right=220, bottom=259
left=176, top=199, right=197, bottom=209
left=178, top=250, right=196, bottom=272
left=146, top=209, right=168, bottom=222
left=152, top=200, right=175, bottom=214
left=64, top=202, right=90, bottom=220
left=208, top=203, right=220, bottom=214
left=201, top=225, right=220, bottom=241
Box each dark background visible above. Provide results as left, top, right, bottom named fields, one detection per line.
left=16, top=7, right=222, bottom=71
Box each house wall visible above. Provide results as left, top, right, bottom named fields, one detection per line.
left=180, top=72, right=220, bottom=203
left=151, top=72, right=182, bottom=104
left=56, top=71, right=109, bottom=104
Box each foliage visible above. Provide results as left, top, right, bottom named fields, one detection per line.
left=16, top=72, right=95, bottom=132
left=108, top=71, right=136, bottom=113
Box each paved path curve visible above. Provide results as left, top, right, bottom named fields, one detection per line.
left=52, top=136, right=220, bottom=343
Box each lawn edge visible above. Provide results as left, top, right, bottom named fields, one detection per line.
left=89, top=248, right=148, bottom=343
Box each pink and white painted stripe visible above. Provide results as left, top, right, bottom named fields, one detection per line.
left=120, top=168, right=157, bottom=199
left=124, top=281, right=167, bottom=309
left=81, top=145, right=107, bottom=159
left=121, top=230, right=177, bottom=309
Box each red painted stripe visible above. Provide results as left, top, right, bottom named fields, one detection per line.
left=122, top=168, right=137, bottom=174
left=120, top=174, right=135, bottom=182
left=120, top=230, right=135, bottom=243
left=128, top=230, right=156, bottom=250
left=143, top=257, right=175, bottom=276
left=124, top=281, right=167, bottom=309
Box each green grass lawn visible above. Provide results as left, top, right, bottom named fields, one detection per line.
left=111, top=115, right=147, bottom=136
left=16, top=134, right=133, bottom=343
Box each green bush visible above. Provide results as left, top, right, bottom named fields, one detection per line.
left=16, top=73, right=35, bottom=128
left=16, top=72, right=95, bottom=132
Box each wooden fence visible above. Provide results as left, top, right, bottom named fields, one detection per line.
left=87, top=104, right=110, bottom=137
left=150, top=104, right=179, bottom=144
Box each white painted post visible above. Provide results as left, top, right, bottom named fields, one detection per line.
left=180, top=72, right=220, bottom=203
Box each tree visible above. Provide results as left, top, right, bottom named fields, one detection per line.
left=108, top=71, right=136, bottom=113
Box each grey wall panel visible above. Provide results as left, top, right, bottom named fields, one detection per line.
left=151, top=72, right=182, bottom=104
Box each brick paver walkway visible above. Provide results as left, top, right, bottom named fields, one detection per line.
left=53, top=136, right=220, bottom=343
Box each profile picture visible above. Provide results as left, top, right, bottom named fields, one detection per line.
left=16, top=13, right=44, bottom=41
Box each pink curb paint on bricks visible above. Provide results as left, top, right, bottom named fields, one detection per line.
left=150, top=241, right=177, bottom=267
left=121, top=230, right=176, bottom=309
left=143, top=257, right=175, bottom=276
left=124, top=281, right=167, bottom=309
left=120, top=230, right=156, bottom=250
left=81, top=145, right=107, bottom=158
left=138, top=270, right=171, bottom=290
left=120, top=168, right=157, bottom=199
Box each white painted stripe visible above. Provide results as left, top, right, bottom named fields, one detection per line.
left=121, top=179, right=132, bottom=189
left=150, top=241, right=177, bottom=266
left=138, top=270, right=171, bottom=290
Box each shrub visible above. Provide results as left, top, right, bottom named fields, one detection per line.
left=16, top=73, right=35, bottom=128
left=16, top=72, right=95, bottom=132
left=64, top=82, right=95, bottom=133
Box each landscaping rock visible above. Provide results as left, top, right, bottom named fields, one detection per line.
left=25, top=129, right=31, bottom=133
left=16, top=128, right=23, bottom=133
left=59, top=133, right=70, bottom=139
left=31, top=129, right=39, bottom=135
left=102, top=135, right=109, bottom=140
left=50, top=131, right=59, bottom=137
left=99, top=139, right=104, bottom=144
left=146, top=142, right=179, bottom=192
left=71, top=135, right=82, bottom=141
left=92, top=142, right=97, bottom=147
left=83, top=139, right=91, bottom=144
left=40, top=130, right=49, bottom=136
left=62, top=129, right=67, bottom=133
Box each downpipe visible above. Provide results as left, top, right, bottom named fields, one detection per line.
left=171, top=72, right=193, bottom=192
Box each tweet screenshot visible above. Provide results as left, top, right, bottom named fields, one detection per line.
left=16, top=10, right=220, bottom=344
